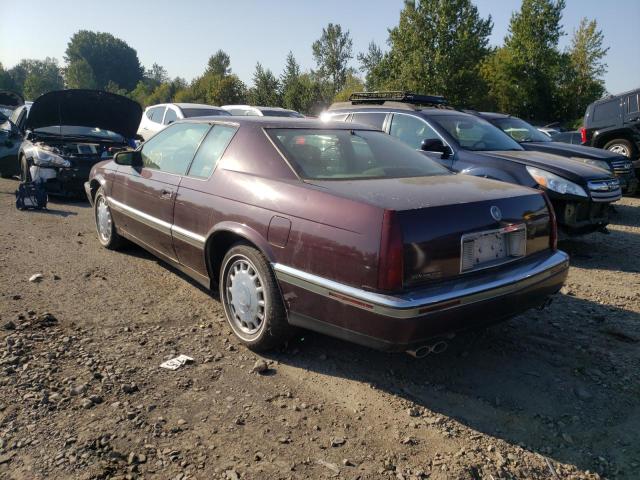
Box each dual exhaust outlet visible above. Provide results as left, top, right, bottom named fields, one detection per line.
left=406, top=340, right=448, bottom=359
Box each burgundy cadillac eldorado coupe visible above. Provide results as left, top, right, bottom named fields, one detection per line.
left=86, top=117, right=569, bottom=353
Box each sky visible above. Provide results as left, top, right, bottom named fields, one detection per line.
left=0, top=0, right=638, bottom=95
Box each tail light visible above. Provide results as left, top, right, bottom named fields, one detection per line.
left=542, top=192, right=558, bottom=251
left=580, top=127, right=587, bottom=144
left=378, top=210, right=404, bottom=291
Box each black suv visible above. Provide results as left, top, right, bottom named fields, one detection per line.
left=324, top=92, right=622, bottom=235
left=581, top=88, right=640, bottom=173
left=474, top=111, right=637, bottom=195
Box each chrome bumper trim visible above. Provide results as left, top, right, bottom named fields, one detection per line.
left=273, top=250, right=569, bottom=319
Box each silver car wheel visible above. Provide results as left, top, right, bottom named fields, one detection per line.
left=96, top=196, right=112, bottom=243
left=225, top=256, right=266, bottom=336
left=608, top=144, right=630, bottom=157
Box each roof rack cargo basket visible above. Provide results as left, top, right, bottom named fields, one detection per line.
left=348, top=91, right=447, bottom=106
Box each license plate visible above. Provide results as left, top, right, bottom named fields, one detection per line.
left=461, top=225, right=526, bottom=273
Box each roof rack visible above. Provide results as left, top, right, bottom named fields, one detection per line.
left=348, top=91, right=447, bottom=106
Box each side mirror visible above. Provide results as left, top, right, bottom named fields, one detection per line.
left=114, top=150, right=142, bottom=167
left=421, top=138, right=452, bottom=158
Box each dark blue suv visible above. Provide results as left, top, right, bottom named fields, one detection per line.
left=324, top=92, right=621, bottom=235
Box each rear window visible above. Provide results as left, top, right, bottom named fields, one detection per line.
left=182, top=108, right=231, bottom=118
left=628, top=94, right=639, bottom=113
left=267, top=128, right=449, bottom=180
left=351, top=112, right=386, bottom=129
left=593, top=100, right=619, bottom=122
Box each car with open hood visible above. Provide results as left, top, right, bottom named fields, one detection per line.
left=16, top=89, right=142, bottom=196
left=473, top=111, right=638, bottom=195
left=324, top=92, right=622, bottom=236
left=85, top=116, right=568, bottom=353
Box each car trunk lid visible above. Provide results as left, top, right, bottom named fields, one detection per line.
left=309, top=174, right=552, bottom=289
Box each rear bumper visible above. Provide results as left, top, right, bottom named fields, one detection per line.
left=275, top=250, right=569, bottom=351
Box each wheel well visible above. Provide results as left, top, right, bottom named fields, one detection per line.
left=89, top=180, right=101, bottom=201
left=595, top=131, right=634, bottom=150
left=205, top=231, right=256, bottom=289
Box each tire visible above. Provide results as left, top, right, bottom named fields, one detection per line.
left=20, top=156, right=31, bottom=182
left=94, top=187, right=125, bottom=250
left=219, top=243, right=292, bottom=351
left=604, top=138, right=634, bottom=158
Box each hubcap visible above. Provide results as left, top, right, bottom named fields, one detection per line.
left=96, top=197, right=112, bottom=243
left=225, top=257, right=266, bottom=335
left=608, top=144, right=630, bottom=157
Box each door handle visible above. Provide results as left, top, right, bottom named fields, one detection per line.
left=160, top=189, right=173, bottom=199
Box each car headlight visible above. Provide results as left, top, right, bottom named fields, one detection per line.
left=29, top=146, right=71, bottom=168
left=526, top=166, right=588, bottom=197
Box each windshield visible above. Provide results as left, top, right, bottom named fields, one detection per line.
left=267, top=128, right=450, bottom=180
left=431, top=114, right=523, bottom=151
left=262, top=110, right=303, bottom=118
left=0, top=107, right=11, bottom=119
left=491, top=117, right=551, bottom=143
left=33, top=126, right=125, bottom=142
left=182, top=108, right=231, bottom=118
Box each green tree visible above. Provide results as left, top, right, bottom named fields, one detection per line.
left=0, top=63, right=18, bottom=92
left=280, top=52, right=305, bottom=111
left=556, top=18, right=608, bottom=121
left=22, top=58, right=64, bottom=99
left=482, top=0, right=566, bottom=120
left=248, top=63, right=280, bottom=106
left=206, top=50, right=232, bottom=77
left=383, top=0, right=493, bottom=107
left=66, top=58, right=97, bottom=89
left=65, top=30, right=143, bottom=90
left=312, top=23, right=353, bottom=95
left=333, top=73, right=366, bottom=102
left=146, top=63, right=169, bottom=84
left=357, top=41, right=383, bottom=91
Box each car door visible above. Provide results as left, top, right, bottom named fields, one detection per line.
left=388, top=113, right=454, bottom=169
left=110, top=122, right=211, bottom=260
left=173, top=124, right=238, bottom=278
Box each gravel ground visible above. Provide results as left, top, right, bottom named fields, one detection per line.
left=0, top=176, right=639, bottom=480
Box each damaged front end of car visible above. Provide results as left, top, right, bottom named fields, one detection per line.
left=20, top=89, right=142, bottom=196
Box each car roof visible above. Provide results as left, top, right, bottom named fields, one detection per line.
left=177, top=116, right=377, bottom=130
left=221, top=105, right=298, bottom=112
left=327, top=103, right=470, bottom=117
left=146, top=103, right=225, bottom=110
left=475, top=111, right=511, bottom=120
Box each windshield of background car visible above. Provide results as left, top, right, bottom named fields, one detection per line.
left=33, top=126, right=125, bottom=142
left=492, top=117, right=551, bottom=143
left=267, top=128, right=450, bottom=180
left=431, top=114, right=523, bottom=151
left=0, top=107, right=11, bottom=119
left=182, top=108, right=231, bottom=118
left=261, top=110, right=304, bottom=118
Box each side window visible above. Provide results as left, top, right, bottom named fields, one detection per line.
left=389, top=114, right=440, bottom=149
left=187, top=125, right=237, bottom=178
left=351, top=112, right=386, bottom=130
left=163, top=108, right=178, bottom=125
left=140, top=123, right=211, bottom=175
left=149, top=106, right=166, bottom=124
left=593, top=100, right=619, bottom=122
left=628, top=94, right=639, bottom=114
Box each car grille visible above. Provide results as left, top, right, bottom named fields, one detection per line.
left=588, top=179, right=622, bottom=202
left=611, top=160, right=633, bottom=175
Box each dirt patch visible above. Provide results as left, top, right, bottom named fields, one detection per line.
left=0, top=177, right=639, bottom=479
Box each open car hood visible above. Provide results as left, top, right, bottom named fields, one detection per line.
left=0, top=90, right=25, bottom=109
left=26, top=89, right=142, bottom=139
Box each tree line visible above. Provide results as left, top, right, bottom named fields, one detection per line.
left=0, top=0, right=608, bottom=125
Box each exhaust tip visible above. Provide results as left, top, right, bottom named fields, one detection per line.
left=407, top=340, right=448, bottom=358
